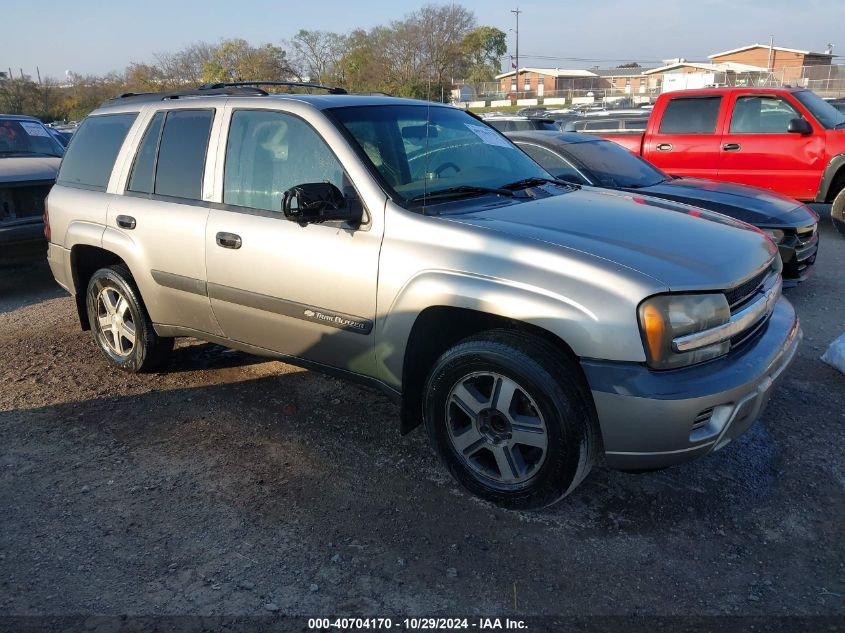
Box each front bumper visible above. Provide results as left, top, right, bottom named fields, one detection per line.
left=0, top=220, right=46, bottom=267
left=581, top=297, right=801, bottom=471
left=778, top=231, right=818, bottom=286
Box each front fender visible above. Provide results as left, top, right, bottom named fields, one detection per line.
left=375, top=269, right=649, bottom=389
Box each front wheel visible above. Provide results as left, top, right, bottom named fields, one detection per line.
left=832, top=187, right=845, bottom=238
left=423, top=330, right=599, bottom=509
left=86, top=265, right=173, bottom=373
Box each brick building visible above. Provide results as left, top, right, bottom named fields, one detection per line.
left=495, top=68, right=597, bottom=96
left=708, top=43, right=834, bottom=83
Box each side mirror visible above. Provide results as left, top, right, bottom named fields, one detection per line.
left=282, top=182, right=363, bottom=227
left=787, top=118, right=812, bottom=135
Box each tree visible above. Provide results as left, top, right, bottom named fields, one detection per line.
left=156, top=42, right=215, bottom=86
left=290, top=30, right=346, bottom=84
left=617, top=62, right=642, bottom=68
left=0, top=77, right=37, bottom=114
left=413, top=4, right=476, bottom=88
left=201, top=39, right=295, bottom=84
left=124, top=63, right=165, bottom=92
left=461, top=26, right=507, bottom=83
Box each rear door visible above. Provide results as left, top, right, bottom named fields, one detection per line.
left=204, top=106, right=383, bottom=370
left=644, top=94, right=726, bottom=178
left=717, top=93, right=824, bottom=200
left=106, top=108, right=221, bottom=335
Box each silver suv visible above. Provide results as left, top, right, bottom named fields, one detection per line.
left=46, top=82, right=801, bottom=508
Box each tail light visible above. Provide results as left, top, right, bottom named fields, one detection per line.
left=43, top=200, right=51, bottom=241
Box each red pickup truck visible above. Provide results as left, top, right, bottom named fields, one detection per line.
left=601, top=87, right=845, bottom=235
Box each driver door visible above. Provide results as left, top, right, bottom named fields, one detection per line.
left=204, top=107, right=383, bottom=371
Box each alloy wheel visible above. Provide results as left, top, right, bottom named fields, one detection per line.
left=95, top=286, right=136, bottom=357
left=445, top=371, right=548, bottom=485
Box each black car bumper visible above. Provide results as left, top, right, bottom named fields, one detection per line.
left=0, top=220, right=46, bottom=267
left=778, top=227, right=818, bottom=286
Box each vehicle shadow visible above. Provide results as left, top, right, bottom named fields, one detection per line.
left=166, top=339, right=269, bottom=373
left=0, top=259, right=65, bottom=314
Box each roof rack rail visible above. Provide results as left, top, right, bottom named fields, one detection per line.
left=106, top=86, right=268, bottom=105
left=198, top=81, right=348, bottom=95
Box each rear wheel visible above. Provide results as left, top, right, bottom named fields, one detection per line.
left=86, top=265, right=173, bottom=372
left=832, top=187, right=845, bottom=238
left=423, top=330, right=599, bottom=509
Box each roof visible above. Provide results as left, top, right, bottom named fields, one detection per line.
left=0, top=114, right=41, bottom=121
left=592, top=68, right=653, bottom=77
left=495, top=67, right=597, bottom=80
left=504, top=130, right=601, bottom=145
left=708, top=44, right=833, bottom=59
left=481, top=115, right=551, bottom=121
left=643, top=61, right=769, bottom=74
left=96, top=92, right=442, bottom=113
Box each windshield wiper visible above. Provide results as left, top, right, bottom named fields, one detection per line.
left=500, top=176, right=579, bottom=190
left=407, top=185, right=515, bottom=204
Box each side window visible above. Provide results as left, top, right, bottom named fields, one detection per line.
left=729, top=96, right=800, bottom=134
left=153, top=110, right=213, bottom=200
left=127, top=112, right=165, bottom=194
left=223, top=110, right=345, bottom=213
left=583, top=120, right=619, bottom=133
left=517, top=143, right=590, bottom=185
left=623, top=119, right=647, bottom=131
left=57, top=113, right=137, bottom=190
left=658, top=97, right=722, bottom=134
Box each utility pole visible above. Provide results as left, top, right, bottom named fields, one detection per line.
left=511, top=7, right=521, bottom=91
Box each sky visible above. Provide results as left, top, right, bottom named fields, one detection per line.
left=3, top=0, right=842, bottom=80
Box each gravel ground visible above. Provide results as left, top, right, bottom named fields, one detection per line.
left=1, top=211, right=844, bottom=624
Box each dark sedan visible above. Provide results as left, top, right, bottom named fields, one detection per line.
left=507, top=130, right=819, bottom=285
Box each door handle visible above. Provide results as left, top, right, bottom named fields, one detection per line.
left=116, top=215, right=136, bottom=230
left=216, top=232, right=242, bottom=249
left=656, top=143, right=673, bottom=151
left=722, top=143, right=742, bottom=151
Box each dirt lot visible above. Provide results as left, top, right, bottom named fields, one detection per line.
left=1, top=211, right=844, bottom=624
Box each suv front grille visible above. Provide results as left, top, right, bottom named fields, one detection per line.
left=724, top=266, right=771, bottom=310
left=722, top=263, right=780, bottom=350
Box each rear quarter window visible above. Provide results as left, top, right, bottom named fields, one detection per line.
left=57, top=113, right=137, bottom=191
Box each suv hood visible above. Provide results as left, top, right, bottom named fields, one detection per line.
left=446, top=187, right=776, bottom=291
left=622, top=177, right=817, bottom=227
left=0, top=156, right=61, bottom=184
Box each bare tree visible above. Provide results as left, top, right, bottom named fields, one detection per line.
left=290, top=30, right=347, bottom=84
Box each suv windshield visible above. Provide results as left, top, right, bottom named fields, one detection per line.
left=330, top=105, right=551, bottom=207
left=0, top=119, right=64, bottom=157
left=566, top=139, right=667, bottom=188
left=793, top=90, right=845, bottom=129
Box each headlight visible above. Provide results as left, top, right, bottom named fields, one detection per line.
left=638, top=294, right=731, bottom=370
left=762, top=228, right=785, bottom=244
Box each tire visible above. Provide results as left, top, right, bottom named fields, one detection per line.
left=86, top=264, right=173, bottom=372
left=423, top=329, right=600, bottom=510
left=832, top=187, right=845, bottom=239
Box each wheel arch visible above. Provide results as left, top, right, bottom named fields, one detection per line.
left=816, top=153, right=845, bottom=203
left=69, top=244, right=127, bottom=330
left=392, top=305, right=593, bottom=436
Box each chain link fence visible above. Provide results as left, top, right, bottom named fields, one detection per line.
left=455, top=64, right=845, bottom=108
